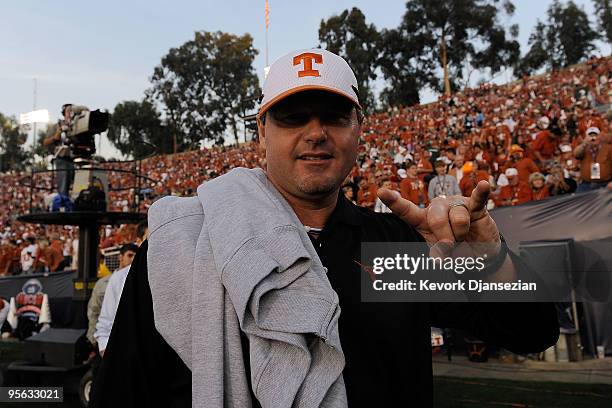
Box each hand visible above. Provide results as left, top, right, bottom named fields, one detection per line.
left=378, top=180, right=501, bottom=259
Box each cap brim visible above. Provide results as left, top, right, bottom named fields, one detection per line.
left=257, top=85, right=361, bottom=120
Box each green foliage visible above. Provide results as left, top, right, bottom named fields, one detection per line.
left=319, top=8, right=381, bottom=111
left=147, top=31, right=260, bottom=149
left=0, top=112, right=30, bottom=172
left=381, top=0, right=520, bottom=100
left=107, top=100, right=168, bottom=159
left=593, top=0, right=612, bottom=43
left=518, top=1, right=599, bottom=75
left=378, top=26, right=436, bottom=107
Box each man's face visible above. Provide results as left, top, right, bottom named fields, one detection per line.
left=119, top=250, right=136, bottom=269
left=258, top=91, right=361, bottom=200
left=407, top=165, right=418, bottom=178
left=587, top=132, right=599, bottom=144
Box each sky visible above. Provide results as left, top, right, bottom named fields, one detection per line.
left=1, top=0, right=609, bottom=157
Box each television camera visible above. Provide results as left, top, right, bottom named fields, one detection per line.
left=51, top=104, right=109, bottom=159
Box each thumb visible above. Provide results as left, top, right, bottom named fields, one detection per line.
left=377, top=188, right=426, bottom=227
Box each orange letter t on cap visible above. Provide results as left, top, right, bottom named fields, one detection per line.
left=293, top=52, right=323, bottom=78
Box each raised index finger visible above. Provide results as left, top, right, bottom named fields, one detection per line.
left=377, top=188, right=426, bottom=227
left=468, top=180, right=490, bottom=216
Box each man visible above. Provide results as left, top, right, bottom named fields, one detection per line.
left=399, top=160, right=428, bottom=208
left=413, top=150, right=433, bottom=181
left=20, top=236, right=36, bottom=274
left=0, top=240, right=10, bottom=277
left=95, top=221, right=147, bottom=356
left=495, top=168, right=531, bottom=207
left=459, top=161, right=489, bottom=197
left=33, top=236, right=63, bottom=273
left=86, top=243, right=138, bottom=348
left=374, top=179, right=394, bottom=213
left=502, top=144, right=540, bottom=183
left=574, top=126, right=611, bottom=192
left=428, top=158, right=461, bottom=200
left=91, top=49, right=558, bottom=407
left=531, top=116, right=558, bottom=164
left=448, top=154, right=465, bottom=184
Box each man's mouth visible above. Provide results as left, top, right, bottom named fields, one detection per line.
left=297, top=152, right=333, bottom=161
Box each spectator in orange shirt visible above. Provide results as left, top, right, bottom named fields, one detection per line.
left=495, top=168, right=532, bottom=207
left=459, top=161, right=489, bottom=197
left=574, top=126, right=612, bottom=192
left=502, top=145, right=540, bottom=183
left=528, top=172, right=550, bottom=202
left=399, top=161, right=428, bottom=208
left=33, top=236, right=64, bottom=273
left=0, top=241, right=9, bottom=277
left=531, top=117, right=558, bottom=163
left=357, top=177, right=377, bottom=209
left=413, top=151, right=433, bottom=182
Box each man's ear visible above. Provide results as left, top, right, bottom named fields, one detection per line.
left=257, top=115, right=266, bottom=150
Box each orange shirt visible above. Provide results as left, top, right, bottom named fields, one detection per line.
left=34, top=246, right=63, bottom=272
left=416, top=159, right=433, bottom=182
left=495, top=182, right=532, bottom=207
left=502, top=158, right=540, bottom=183
left=0, top=247, right=9, bottom=276
left=578, top=143, right=612, bottom=182
left=532, top=131, right=557, bottom=160
left=399, top=177, right=428, bottom=207
left=459, top=170, right=489, bottom=197
left=358, top=184, right=378, bottom=208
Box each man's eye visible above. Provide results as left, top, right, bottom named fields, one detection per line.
left=322, top=112, right=351, bottom=125
left=276, top=112, right=310, bottom=125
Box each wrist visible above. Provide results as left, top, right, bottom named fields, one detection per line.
left=479, top=234, right=508, bottom=276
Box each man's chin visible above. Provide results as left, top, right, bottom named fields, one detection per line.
left=296, top=175, right=340, bottom=196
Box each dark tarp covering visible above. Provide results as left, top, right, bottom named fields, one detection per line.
left=491, top=188, right=612, bottom=356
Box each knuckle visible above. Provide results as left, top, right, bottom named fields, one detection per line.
left=428, top=215, right=448, bottom=230
left=451, top=211, right=470, bottom=226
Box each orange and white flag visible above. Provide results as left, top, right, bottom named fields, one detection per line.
left=265, top=0, right=270, bottom=29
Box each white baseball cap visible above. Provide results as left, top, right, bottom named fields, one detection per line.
left=258, top=48, right=361, bottom=119
left=505, top=168, right=518, bottom=177
left=586, top=127, right=600, bottom=135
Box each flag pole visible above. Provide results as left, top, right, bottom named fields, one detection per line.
left=265, top=0, right=270, bottom=68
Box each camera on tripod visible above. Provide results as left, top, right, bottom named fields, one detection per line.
left=60, top=104, right=109, bottom=158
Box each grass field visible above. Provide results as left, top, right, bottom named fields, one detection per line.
left=434, top=376, right=612, bottom=408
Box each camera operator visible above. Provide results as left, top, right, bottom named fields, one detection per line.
left=43, top=104, right=90, bottom=197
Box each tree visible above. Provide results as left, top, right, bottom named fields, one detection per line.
left=518, top=1, right=599, bottom=75
left=387, top=0, right=520, bottom=97
left=0, top=113, right=30, bottom=172
left=319, top=8, right=381, bottom=111
left=106, top=100, right=168, bottom=159
left=378, top=27, right=437, bottom=107
left=147, top=31, right=260, bottom=150
left=593, top=0, right=612, bottom=44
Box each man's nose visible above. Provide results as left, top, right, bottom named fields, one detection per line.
left=303, top=116, right=327, bottom=144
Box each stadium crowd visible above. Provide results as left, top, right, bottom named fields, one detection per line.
left=0, top=56, right=610, bottom=276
